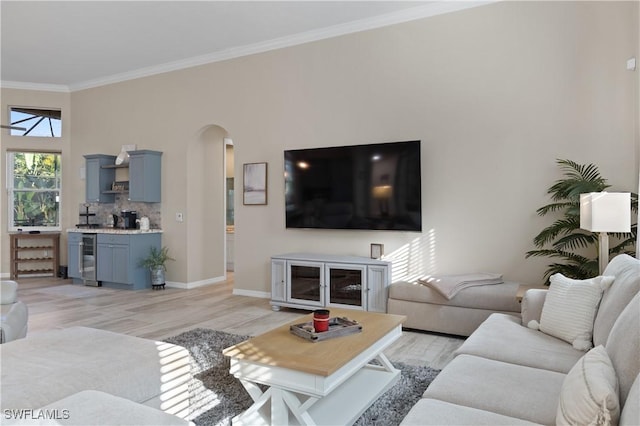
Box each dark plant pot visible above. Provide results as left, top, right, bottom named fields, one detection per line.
left=150, top=266, right=165, bottom=285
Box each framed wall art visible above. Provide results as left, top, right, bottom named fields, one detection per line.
left=243, top=162, right=267, bottom=205
left=370, top=243, right=384, bottom=259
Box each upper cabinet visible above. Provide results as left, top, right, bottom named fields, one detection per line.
left=84, top=154, right=116, bottom=203
left=84, top=150, right=162, bottom=203
left=128, top=150, right=162, bottom=202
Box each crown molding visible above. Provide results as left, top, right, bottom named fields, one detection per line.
left=1, top=80, right=70, bottom=93
left=8, top=1, right=497, bottom=93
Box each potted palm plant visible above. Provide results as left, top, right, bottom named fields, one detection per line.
left=139, top=246, right=174, bottom=289
left=525, top=159, right=637, bottom=282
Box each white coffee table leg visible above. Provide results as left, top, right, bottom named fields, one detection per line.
left=270, top=388, right=288, bottom=424
left=237, top=380, right=320, bottom=425
left=282, top=390, right=318, bottom=425
left=375, top=352, right=396, bottom=373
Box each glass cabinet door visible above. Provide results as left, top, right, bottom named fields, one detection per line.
left=287, top=261, right=324, bottom=307
left=326, top=264, right=366, bottom=309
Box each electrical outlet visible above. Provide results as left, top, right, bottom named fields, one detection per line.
left=176, top=212, right=184, bottom=222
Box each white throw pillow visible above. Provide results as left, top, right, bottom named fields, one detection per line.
left=539, top=273, right=614, bottom=350
left=557, top=345, right=620, bottom=425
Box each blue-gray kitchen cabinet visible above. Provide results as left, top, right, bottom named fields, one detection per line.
left=96, top=233, right=161, bottom=289
left=128, top=150, right=162, bottom=202
left=67, top=232, right=82, bottom=279
left=84, top=154, right=116, bottom=203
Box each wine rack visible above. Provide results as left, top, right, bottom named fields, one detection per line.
left=10, top=233, right=60, bottom=279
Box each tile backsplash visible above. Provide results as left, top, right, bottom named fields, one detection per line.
left=79, top=194, right=161, bottom=228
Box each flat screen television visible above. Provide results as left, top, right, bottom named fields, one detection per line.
left=285, top=140, right=422, bottom=231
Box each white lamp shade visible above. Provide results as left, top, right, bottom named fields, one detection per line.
left=580, top=192, right=631, bottom=233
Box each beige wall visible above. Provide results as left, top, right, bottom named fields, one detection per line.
left=2, top=2, right=638, bottom=290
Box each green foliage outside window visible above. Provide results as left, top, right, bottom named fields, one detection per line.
left=9, top=152, right=61, bottom=229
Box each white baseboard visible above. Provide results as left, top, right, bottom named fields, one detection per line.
left=166, top=275, right=226, bottom=290
left=0, top=272, right=10, bottom=279
left=232, top=288, right=270, bottom=299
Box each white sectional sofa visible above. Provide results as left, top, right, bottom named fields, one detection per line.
left=401, top=254, right=640, bottom=425
left=0, top=280, right=28, bottom=343
left=0, top=326, right=193, bottom=425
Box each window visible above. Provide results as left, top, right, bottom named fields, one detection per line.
left=9, top=107, right=62, bottom=137
left=7, top=151, right=61, bottom=231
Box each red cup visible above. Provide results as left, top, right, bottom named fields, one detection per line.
left=313, top=309, right=330, bottom=332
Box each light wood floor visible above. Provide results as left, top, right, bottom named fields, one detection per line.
left=12, top=276, right=464, bottom=369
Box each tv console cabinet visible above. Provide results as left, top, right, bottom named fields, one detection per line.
left=270, top=253, right=391, bottom=313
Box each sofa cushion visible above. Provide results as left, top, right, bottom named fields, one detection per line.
left=620, top=374, right=640, bottom=426
left=401, top=398, right=538, bottom=425
left=604, top=291, right=640, bottom=407
left=455, top=313, right=584, bottom=373
left=423, top=354, right=566, bottom=425
left=389, top=280, right=521, bottom=312
left=594, top=254, right=640, bottom=346
left=538, top=273, right=613, bottom=350
left=0, top=327, right=191, bottom=412
left=388, top=298, right=518, bottom=337
left=20, top=390, right=192, bottom=425
left=556, top=345, right=619, bottom=425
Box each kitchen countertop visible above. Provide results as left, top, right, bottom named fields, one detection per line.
left=67, top=228, right=163, bottom=234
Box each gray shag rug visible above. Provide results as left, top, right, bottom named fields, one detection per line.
left=164, top=328, right=439, bottom=426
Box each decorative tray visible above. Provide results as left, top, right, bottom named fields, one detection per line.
left=290, top=317, right=362, bottom=342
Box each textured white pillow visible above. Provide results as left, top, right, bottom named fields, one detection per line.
left=557, top=345, right=620, bottom=425
left=539, top=273, right=614, bottom=350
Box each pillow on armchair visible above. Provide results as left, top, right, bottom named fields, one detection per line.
left=0, top=280, right=28, bottom=343
left=1, top=280, right=18, bottom=305
left=529, top=273, right=614, bottom=350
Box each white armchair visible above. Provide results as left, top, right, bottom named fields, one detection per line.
left=0, top=280, right=28, bottom=343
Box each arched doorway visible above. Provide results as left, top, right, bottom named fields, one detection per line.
left=185, top=124, right=230, bottom=285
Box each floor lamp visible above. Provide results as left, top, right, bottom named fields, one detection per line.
left=580, top=192, right=631, bottom=274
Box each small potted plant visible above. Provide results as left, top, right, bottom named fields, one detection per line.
left=139, top=246, right=174, bottom=289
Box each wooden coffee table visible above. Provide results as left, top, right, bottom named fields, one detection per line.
left=222, top=308, right=406, bottom=425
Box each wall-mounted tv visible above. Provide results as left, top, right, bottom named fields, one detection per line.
left=285, top=140, right=422, bottom=231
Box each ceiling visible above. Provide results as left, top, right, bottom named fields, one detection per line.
left=1, top=1, right=488, bottom=92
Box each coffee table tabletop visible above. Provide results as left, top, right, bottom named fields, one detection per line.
left=223, top=308, right=406, bottom=376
